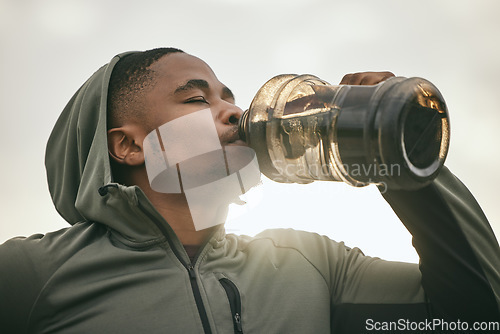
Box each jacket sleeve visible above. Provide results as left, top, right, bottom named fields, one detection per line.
left=0, top=235, right=46, bottom=333
left=380, top=166, right=500, bottom=322
left=0, top=223, right=102, bottom=333
left=312, top=166, right=500, bottom=331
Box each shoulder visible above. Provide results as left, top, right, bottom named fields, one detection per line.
left=0, top=222, right=107, bottom=328
left=255, top=228, right=355, bottom=251
left=1, top=222, right=106, bottom=270
left=0, top=222, right=106, bottom=285
left=226, top=229, right=377, bottom=290
left=231, top=228, right=365, bottom=265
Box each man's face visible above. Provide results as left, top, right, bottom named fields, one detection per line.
left=144, top=52, right=244, bottom=146
left=137, top=53, right=261, bottom=230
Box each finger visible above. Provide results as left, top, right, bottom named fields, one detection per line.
left=339, top=72, right=364, bottom=85
left=358, top=72, right=395, bottom=85
left=377, top=71, right=395, bottom=83
left=360, top=75, right=379, bottom=85
left=339, top=73, right=353, bottom=85
left=340, top=71, right=395, bottom=85
left=359, top=74, right=385, bottom=85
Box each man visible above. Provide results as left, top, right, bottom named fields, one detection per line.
left=0, top=48, right=499, bottom=333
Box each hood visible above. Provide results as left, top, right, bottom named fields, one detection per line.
left=45, top=52, right=178, bottom=243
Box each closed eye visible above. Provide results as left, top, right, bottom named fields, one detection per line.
left=185, top=96, right=209, bottom=104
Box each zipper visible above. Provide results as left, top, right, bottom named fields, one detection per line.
left=219, top=278, right=243, bottom=333
left=187, top=264, right=212, bottom=334
left=137, top=200, right=212, bottom=334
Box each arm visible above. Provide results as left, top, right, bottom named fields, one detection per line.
left=0, top=235, right=46, bottom=333
left=381, top=166, right=500, bottom=322
left=0, top=224, right=99, bottom=332
left=340, top=71, right=500, bottom=321
left=255, top=164, right=499, bottom=332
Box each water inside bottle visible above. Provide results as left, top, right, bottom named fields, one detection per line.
left=270, top=97, right=342, bottom=183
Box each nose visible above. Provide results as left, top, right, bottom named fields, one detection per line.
left=216, top=102, right=243, bottom=126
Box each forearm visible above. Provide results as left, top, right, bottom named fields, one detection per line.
left=381, top=166, right=500, bottom=321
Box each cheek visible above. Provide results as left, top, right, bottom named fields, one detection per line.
left=147, top=105, right=201, bottom=130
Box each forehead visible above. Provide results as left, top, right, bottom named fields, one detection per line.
left=150, top=52, right=220, bottom=90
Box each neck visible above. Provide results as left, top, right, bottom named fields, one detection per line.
left=145, top=190, right=219, bottom=246
left=122, top=166, right=222, bottom=246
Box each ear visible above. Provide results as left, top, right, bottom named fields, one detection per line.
left=107, top=125, right=146, bottom=166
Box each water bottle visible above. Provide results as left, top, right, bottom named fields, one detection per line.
left=238, top=74, right=450, bottom=190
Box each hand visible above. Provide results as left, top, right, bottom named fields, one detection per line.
left=339, top=71, right=395, bottom=85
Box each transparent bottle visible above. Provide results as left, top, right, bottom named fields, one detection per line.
left=238, top=74, right=450, bottom=190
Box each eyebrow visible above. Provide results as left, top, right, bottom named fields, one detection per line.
left=174, top=79, right=208, bottom=94
left=174, top=79, right=235, bottom=101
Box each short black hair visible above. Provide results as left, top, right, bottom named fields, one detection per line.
left=107, top=47, right=184, bottom=129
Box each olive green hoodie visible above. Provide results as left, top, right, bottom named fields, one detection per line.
left=1, top=52, right=499, bottom=333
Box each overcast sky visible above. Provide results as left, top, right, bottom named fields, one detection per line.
left=1, top=0, right=499, bottom=263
